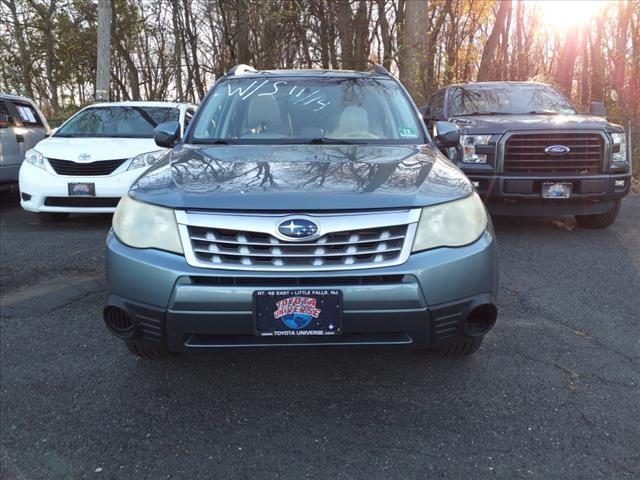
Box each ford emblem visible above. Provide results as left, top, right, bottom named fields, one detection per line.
left=544, top=145, right=571, bottom=155
left=276, top=218, right=320, bottom=241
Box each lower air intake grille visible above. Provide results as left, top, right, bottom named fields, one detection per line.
left=44, top=197, right=120, bottom=208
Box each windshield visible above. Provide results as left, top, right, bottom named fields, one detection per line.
left=55, top=106, right=179, bottom=138
left=189, top=77, right=425, bottom=144
left=450, top=84, right=577, bottom=116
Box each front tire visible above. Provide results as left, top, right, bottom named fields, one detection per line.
left=125, top=339, right=174, bottom=359
left=575, top=200, right=620, bottom=229
left=38, top=212, right=69, bottom=223
left=435, top=336, right=484, bottom=357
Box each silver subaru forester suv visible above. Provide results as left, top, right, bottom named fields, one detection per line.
left=104, top=65, right=498, bottom=359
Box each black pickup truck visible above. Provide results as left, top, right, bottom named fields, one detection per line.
left=423, top=82, right=631, bottom=228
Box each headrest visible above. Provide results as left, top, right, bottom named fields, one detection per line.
left=247, top=95, right=282, bottom=129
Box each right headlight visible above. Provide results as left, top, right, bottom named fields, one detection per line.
left=25, top=149, right=46, bottom=169
left=112, top=194, right=183, bottom=254
left=412, top=192, right=488, bottom=252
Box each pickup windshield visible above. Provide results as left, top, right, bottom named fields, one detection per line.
left=55, top=106, right=179, bottom=138
left=189, top=77, right=425, bottom=144
left=450, top=84, right=577, bottom=116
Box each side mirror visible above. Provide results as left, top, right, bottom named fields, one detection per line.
left=590, top=102, right=607, bottom=117
left=0, top=113, right=9, bottom=129
left=45, top=126, right=58, bottom=138
left=418, top=105, right=431, bottom=121
left=154, top=121, right=180, bottom=148
left=434, top=121, right=460, bottom=148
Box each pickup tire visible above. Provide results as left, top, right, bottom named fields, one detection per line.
left=125, top=339, right=174, bottom=359
left=38, top=212, right=69, bottom=223
left=575, top=200, right=621, bottom=229
left=435, top=336, right=483, bottom=357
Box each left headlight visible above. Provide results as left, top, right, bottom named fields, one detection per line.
left=127, top=149, right=169, bottom=170
left=112, top=194, right=183, bottom=254
left=611, top=132, right=627, bottom=163
left=460, top=135, right=491, bottom=163
left=412, top=192, right=488, bottom=252
left=25, top=149, right=46, bottom=169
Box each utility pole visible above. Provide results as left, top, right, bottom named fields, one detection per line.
left=96, top=0, right=111, bottom=102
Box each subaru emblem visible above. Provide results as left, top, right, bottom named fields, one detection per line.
left=78, top=153, right=92, bottom=162
left=544, top=145, right=571, bottom=155
left=276, top=218, right=320, bottom=241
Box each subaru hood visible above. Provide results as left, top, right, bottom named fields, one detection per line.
left=33, top=136, right=160, bottom=161
left=129, top=144, right=472, bottom=211
left=453, top=114, right=620, bottom=135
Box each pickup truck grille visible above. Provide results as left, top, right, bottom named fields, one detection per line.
left=504, top=133, right=604, bottom=175
left=47, top=158, right=126, bottom=176
left=177, top=210, right=420, bottom=272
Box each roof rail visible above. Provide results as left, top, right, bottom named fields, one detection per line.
left=227, top=64, right=257, bottom=76
left=369, top=63, right=391, bottom=76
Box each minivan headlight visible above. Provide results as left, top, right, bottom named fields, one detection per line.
left=112, top=194, right=183, bottom=254
left=412, top=192, right=488, bottom=252
left=25, top=149, right=46, bottom=169
left=128, top=149, right=169, bottom=170
left=611, top=132, right=627, bottom=163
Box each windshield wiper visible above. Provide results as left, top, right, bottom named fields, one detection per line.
left=525, top=110, right=560, bottom=115
left=458, top=111, right=504, bottom=116
left=307, top=137, right=356, bottom=145
left=191, top=138, right=238, bottom=145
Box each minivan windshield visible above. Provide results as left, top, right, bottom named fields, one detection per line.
left=450, top=84, right=577, bottom=116
left=190, top=77, right=425, bottom=144
left=55, top=106, right=179, bottom=138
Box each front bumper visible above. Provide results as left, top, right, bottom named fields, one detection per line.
left=467, top=172, right=631, bottom=216
left=104, top=229, right=499, bottom=352
left=18, top=161, right=143, bottom=213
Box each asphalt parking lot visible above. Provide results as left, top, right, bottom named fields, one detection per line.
left=1, top=193, right=638, bottom=480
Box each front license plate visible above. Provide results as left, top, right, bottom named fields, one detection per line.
left=254, top=290, right=342, bottom=337
left=542, top=182, right=572, bottom=199
left=68, top=182, right=95, bottom=196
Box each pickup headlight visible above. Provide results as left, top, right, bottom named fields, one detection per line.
left=460, top=135, right=491, bottom=163
left=112, top=194, right=183, bottom=254
left=128, top=149, right=169, bottom=170
left=412, top=192, right=488, bottom=252
left=611, top=133, right=627, bottom=163
left=25, top=149, right=46, bottom=169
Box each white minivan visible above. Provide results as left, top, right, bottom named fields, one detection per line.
left=19, top=101, right=196, bottom=221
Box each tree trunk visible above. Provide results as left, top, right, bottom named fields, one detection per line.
left=590, top=16, right=606, bottom=103
left=399, top=0, right=428, bottom=104
left=477, top=0, right=511, bottom=82
left=556, top=26, right=580, bottom=97
left=336, top=0, right=355, bottom=68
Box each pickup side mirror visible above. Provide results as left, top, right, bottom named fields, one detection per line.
left=418, top=105, right=430, bottom=121
left=154, top=121, right=180, bottom=148
left=0, top=113, right=9, bottom=129
left=590, top=102, right=607, bottom=117
left=434, top=121, right=460, bottom=148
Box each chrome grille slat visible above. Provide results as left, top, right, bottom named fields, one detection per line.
left=503, top=132, right=604, bottom=175
left=176, top=210, right=420, bottom=272
left=192, top=246, right=404, bottom=258
left=189, top=234, right=407, bottom=247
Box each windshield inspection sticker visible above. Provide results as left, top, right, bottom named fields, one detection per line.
left=399, top=127, right=417, bottom=138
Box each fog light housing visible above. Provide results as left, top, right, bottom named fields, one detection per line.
left=614, top=179, right=625, bottom=187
